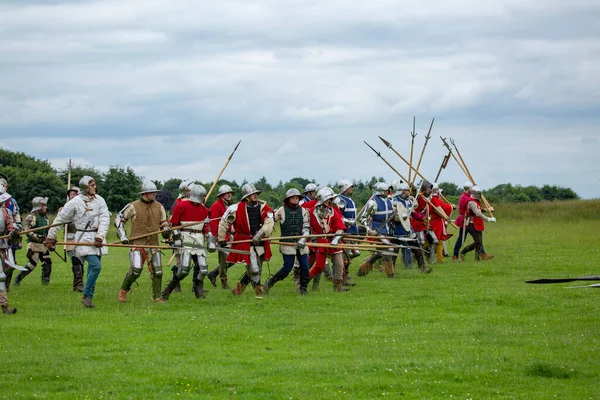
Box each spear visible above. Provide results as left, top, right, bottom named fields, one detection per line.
left=411, top=118, right=434, bottom=186
left=449, top=138, right=494, bottom=218
left=109, top=217, right=222, bottom=245
left=53, top=241, right=250, bottom=255
left=434, top=150, right=451, bottom=183
left=205, top=140, right=241, bottom=202
left=63, top=158, right=72, bottom=261
left=408, top=116, right=417, bottom=183
left=0, top=219, right=80, bottom=239
left=379, top=136, right=426, bottom=182
left=269, top=241, right=402, bottom=256
left=363, top=141, right=409, bottom=183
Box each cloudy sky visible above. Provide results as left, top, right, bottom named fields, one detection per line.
left=1, top=0, right=599, bottom=198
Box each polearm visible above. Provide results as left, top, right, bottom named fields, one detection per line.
left=228, top=233, right=417, bottom=245
left=408, top=117, right=417, bottom=183
left=434, top=149, right=451, bottom=183
left=450, top=138, right=494, bottom=217
left=269, top=241, right=411, bottom=255
left=63, top=158, right=72, bottom=261
left=364, top=141, right=409, bottom=183
left=411, top=118, right=434, bottom=186
left=205, top=140, right=241, bottom=201
left=109, top=217, right=222, bottom=245
left=54, top=241, right=250, bottom=255
left=0, top=219, right=80, bottom=239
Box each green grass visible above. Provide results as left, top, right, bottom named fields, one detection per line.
left=3, top=200, right=600, bottom=399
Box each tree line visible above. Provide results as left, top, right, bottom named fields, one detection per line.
left=0, top=148, right=579, bottom=213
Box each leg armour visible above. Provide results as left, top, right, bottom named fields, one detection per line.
left=174, top=251, right=192, bottom=280
left=150, top=251, right=163, bottom=300
left=41, top=251, right=52, bottom=285
left=121, top=250, right=143, bottom=291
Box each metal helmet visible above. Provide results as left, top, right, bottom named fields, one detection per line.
left=284, top=188, right=302, bottom=201
left=316, top=186, right=336, bottom=205
left=338, top=179, right=353, bottom=194
left=218, top=184, right=234, bottom=197
left=67, top=186, right=80, bottom=196
left=79, top=176, right=95, bottom=195
left=303, top=183, right=317, bottom=194
left=398, top=182, right=410, bottom=191
left=31, top=196, right=48, bottom=212
left=470, top=185, right=481, bottom=193
left=178, top=181, right=192, bottom=198
left=373, top=182, right=389, bottom=196
left=241, top=183, right=261, bottom=200
left=189, top=183, right=207, bottom=204
left=139, top=180, right=160, bottom=195
left=464, top=181, right=473, bottom=190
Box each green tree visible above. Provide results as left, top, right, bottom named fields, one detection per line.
left=57, top=164, right=106, bottom=190
left=103, top=166, right=142, bottom=211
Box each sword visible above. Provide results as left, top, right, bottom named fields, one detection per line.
left=3, top=257, right=27, bottom=271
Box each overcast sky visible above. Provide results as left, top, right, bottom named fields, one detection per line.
left=1, top=0, right=599, bottom=198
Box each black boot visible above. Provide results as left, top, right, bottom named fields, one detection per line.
left=207, top=268, right=219, bottom=288
left=170, top=266, right=181, bottom=293
left=13, top=269, right=32, bottom=287
left=41, top=262, right=52, bottom=285
left=72, top=263, right=84, bottom=292
left=161, top=276, right=180, bottom=301
left=194, top=280, right=207, bottom=299
left=2, top=305, right=17, bottom=315
left=5, top=268, right=13, bottom=292
left=312, top=272, right=321, bottom=291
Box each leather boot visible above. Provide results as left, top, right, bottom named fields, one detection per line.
left=72, top=264, right=84, bottom=292
left=2, top=305, right=17, bottom=315
left=5, top=268, right=13, bottom=292
left=231, top=282, right=247, bottom=296
left=13, top=269, right=32, bottom=287
left=81, top=295, right=95, bottom=308
left=481, top=254, right=495, bottom=261
left=263, top=278, right=274, bottom=295
left=194, top=281, right=207, bottom=299
left=118, top=289, right=127, bottom=302
left=383, top=261, right=395, bottom=277
left=170, top=267, right=181, bottom=293
left=41, top=263, right=52, bottom=285
left=207, top=268, right=219, bottom=287
left=254, top=284, right=264, bottom=299
left=357, top=259, right=373, bottom=276
left=333, top=279, right=350, bottom=292
left=221, top=277, right=230, bottom=289
left=312, top=273, right=321, bottom=291
left=161, top=277, right=180, bottom=301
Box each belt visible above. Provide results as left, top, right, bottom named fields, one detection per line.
left=77, top=229, right=98, bottom=232
left=182, top=229, right=204, bottom=233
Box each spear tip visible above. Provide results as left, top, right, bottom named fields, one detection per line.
left=378, top=136, right=391, bottom=147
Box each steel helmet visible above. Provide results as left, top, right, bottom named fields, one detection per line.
left=303, top=183, right=317, bottom=193
left=217, top=184, right=234, bottom=197
left=31, top=196, right=48, bottom=212
left=139, top=180, right=160, bottom=195
left=241, top=183, right=262, bottom=200
left=189, top=184, right=207, bottom=204
left=316, top=186, right=336, bottom=205
left=284, top=188, right=302, bottom=201
left=338, top=179, right=353, bottom=194
left=373, top=182, right=389, bottom=196
left=79, top=176, right=95, bottom=195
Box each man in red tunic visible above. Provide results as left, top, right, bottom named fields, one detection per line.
left=459, top=186, right=496, bottom=261
left=161, top=184, right=213, bottom=300
left=218, top=184, right=274, bottom=298
left=206, top=185, right=235, bottom=289
left=308, top=187, right=349, bottom=292
left=429, top=183, right=454, bottom=263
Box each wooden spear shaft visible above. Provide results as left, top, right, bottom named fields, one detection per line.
left=110, top=217, right=221, bottom=245
left=364, top=141, right=410, bottom=183
left=63, top=158, right=72, bottom=258
left=450, top=139, right=494, bottom=217
left=56, top=242, right=172, bottom=250
left=269, top=241, right=405, bottom=251
left=205, top=140, right=241, bottom=202
left=0, top=220, right=78, bottom=239
left=408, top=116, right=416, bottom=183
left=421, top=196, right=457, bottom=229
left=411, top=118, right=434, bottom=186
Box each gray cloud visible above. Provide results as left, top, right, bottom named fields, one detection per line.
left=1, top=0, right=599, bottom=198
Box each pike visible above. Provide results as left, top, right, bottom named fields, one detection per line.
left=0, top=212, right=101, bottom=240
left=411, top=118, right=434, bottom=186
left=526, top=276, right=600, bottom=284
left=110, top=217, right=222, bottom=245
left=269, top=241, right=400, bottom=257
left=63, top=158, right=72, bottom=261
left=52, top=249, right=67, bottom=263
left=54, top=241, right=251, bottom=255
left=363, top=141, right=409, bottom=183
left=408, top=116, right=417, bottom=183
left=450, top=138, right=494, bottom=218
left=434, top=149, right=451, bottom=183
left=205, top=140, right=241, bottom=202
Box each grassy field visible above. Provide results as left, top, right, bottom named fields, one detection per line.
left=2, top=200, right=600, bottom=399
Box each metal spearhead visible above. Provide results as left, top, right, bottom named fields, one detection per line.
left=378, top=136, right=392, bottom=149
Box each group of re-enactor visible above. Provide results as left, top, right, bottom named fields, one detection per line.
left=0, top=172, right=497, bottom=315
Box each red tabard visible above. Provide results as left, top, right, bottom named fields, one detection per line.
left=208, top=198, right=233, bottom=237
left=227, top=202, right=273, bottom=264
left=302, top=199, right=317, bottom=209
left=430, top=196, right=453, bottom=240
left=468, top=198, right=485, bottom=231
left=170, top=201, right=210, bottom=235
left=454, top=192, right=471, bottom=227
left=308, top=205, right=346, bottom=254
left=410, top=197, right=429, bottom=233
